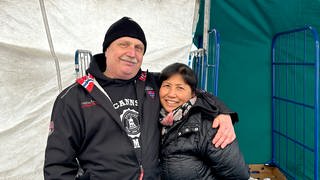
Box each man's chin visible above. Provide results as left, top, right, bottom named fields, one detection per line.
left=120, top=71, right=137, bottom=79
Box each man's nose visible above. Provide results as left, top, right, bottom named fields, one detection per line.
left=126, top=46, right=136, bottom=57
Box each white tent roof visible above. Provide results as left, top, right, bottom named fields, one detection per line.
left=0, top=0, right=198, bottom=179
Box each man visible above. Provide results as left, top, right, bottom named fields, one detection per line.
left=44, top=17, right=237, bottom=179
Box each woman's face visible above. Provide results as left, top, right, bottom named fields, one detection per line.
left=159, top=73, right=194, bottom=112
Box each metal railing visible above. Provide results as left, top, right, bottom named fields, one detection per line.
left=75, top=49, right=92, bottom=79
left=188, top=28, right=220, bottom=95
left=271, top=26, right=319, bottom=180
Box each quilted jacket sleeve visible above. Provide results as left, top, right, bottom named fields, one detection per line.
left=200, top=122, right=249, bottom=180
left=198, top=90, right=239, bottom=123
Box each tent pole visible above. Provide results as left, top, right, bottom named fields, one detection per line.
left=39, top=0, right=63, bottom=92
left=203, top=0, right=211, bottom=51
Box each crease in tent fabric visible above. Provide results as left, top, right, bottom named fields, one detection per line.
left=39, top=0, right=62, bottom=92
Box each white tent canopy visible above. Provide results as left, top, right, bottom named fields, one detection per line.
left=0, top=0, right=198, bottom=179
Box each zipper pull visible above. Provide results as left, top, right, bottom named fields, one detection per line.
left=139, top=165, right=144, bottom=180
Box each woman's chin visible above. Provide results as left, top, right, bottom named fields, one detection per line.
left=164, top=107, right=175, bottom=113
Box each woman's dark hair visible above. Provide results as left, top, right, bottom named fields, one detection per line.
left=159, top=63, right=197, bottom=93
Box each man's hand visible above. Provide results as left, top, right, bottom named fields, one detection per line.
left=212, top=114, right=236, bottom=148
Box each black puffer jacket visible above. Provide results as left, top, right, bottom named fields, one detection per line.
left=160, top=92, right=249, bottom=180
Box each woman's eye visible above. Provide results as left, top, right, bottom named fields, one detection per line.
left=162, top=84, right=170, bottom=88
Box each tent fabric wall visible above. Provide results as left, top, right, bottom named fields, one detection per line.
left=0, top=1, right=197, bottom=179
left=194, top=0, right=320, bottom=165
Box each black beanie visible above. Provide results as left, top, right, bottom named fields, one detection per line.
left=102, top=17, right=147, bottom=54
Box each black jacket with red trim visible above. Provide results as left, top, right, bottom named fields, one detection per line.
left=44, top=53, right=161, bottom=180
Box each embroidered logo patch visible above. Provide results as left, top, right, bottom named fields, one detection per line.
left=145, top=86, right=155, bottom=99
left=147, top=90, right=155, bottom=99
left=139, top=71, right=146, bottom=81
left=81, top=100, right=97, bottom=108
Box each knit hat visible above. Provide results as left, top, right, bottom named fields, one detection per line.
left=102, top=17, right=147, bottom=54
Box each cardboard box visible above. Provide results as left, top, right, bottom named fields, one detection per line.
left=249, top=164, right=287, bottom=180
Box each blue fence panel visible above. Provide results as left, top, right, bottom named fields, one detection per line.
left=75, top=49, right=92, bottom=79
left=271, top=26, right=319, bottom=180
left=188, top=29, right=220, bottom=95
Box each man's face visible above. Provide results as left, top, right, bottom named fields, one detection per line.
left=104, top=36, right=145, bottom=80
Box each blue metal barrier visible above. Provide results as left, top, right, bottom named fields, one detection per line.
left=75, top=49, right=92, bottom=78
left=271, top=26, right=319, bottom=180
left=188, top=28, right=220, bottom=95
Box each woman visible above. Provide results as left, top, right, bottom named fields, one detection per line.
left=159, top=63, right=249, bottom=180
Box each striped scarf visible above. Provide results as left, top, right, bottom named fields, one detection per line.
left=159, top=96, right=197, bottom=135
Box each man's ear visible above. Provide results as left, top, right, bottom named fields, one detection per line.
left=104, top=48, right=108, bottom=57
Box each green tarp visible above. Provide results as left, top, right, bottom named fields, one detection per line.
left=194, top=0, right=320, bottom=172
